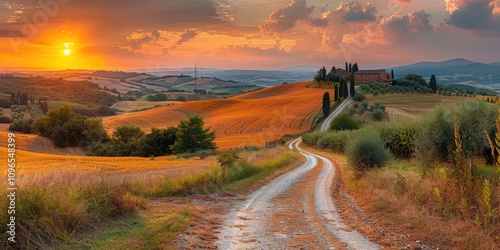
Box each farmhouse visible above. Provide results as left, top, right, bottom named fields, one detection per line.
left=354, top=69, right=392, bottom=84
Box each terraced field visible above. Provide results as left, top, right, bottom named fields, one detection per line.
left=103, top=82, right=326, bottom=149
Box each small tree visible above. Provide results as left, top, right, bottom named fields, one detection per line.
left=171, top=116, right=216, bottom=154
left=391, top=69, right=394, bottom=80
left=429, top=74, right=437, bottom=93
left=322, top=92, right=331, bottom=117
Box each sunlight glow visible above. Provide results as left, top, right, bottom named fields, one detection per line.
left=64, top=48, right=71, bottom=55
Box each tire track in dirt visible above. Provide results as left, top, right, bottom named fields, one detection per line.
left=216, top=138, right=380, bottom=249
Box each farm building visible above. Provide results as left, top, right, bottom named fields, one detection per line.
left=354, top=69, right=392, bottom=84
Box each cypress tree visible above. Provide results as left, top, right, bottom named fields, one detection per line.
left=345, top=62, right=348, bottom=71
left=349, top=63, right=352, bottom=73
left=429, top=74, right=437, bottom=93
left=334, top=84, right=339, bottom=102
left=350, top=75, right=355, bottom=97
left=352, top=63, right=359, bottom=73
left=322, top=92, right=331, bottom=116
left=339, top=80, right=344, bottom=99
left=343, top=80, right=349, bottom=98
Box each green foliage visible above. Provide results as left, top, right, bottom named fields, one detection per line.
left=350, top=75, right=355, bottom=97
left=0, top=76, right=119, bottom=107
left=377, top=122, right=418, bottom=159
left=171, top=116, right=217, bottom=154
left=330, top=113, right=361, bottom=131
left=429, top=74, right=437, bottom=93
left=353, top=92, right=365, bottom=102
left=218, top=151, right=241, bottom=168
left=334, top=84, right=340, bottom=102
left=31, top=105, right=109, bottom=148
left=415, top=99, right=497, bottom=167
left=142, top=127, right=178, bottom=157
left=322, top=92, right=331, bottom=116
left=0, top=116, right=12, bottom=123
left=316, top=130, right=354, bottom=153
left=302, top=131, right=322, bottom=146
left=346, top=131, right=391, bottom=175
left=9, top=119, right=33, bottom=133
left=372, top=108, right=384, bottom=121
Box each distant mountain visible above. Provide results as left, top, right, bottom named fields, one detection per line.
left=392, top=58, right=500, bottom=92
left=137, top=68, right=314, bottom=86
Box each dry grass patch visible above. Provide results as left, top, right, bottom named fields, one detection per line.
left=349, top=161, right=499, bottom=249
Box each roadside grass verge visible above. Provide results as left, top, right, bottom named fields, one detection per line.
left=1, top=146, right=300, bottom=249
left=348, top=160, right=499, bottom=249
left=59, top=208, right=193, bottom=250
left=132, top=147, right=300, bottom=197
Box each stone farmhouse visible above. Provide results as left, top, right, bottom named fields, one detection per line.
left=354, top=69, right=392, bottom=84
left=329, top=67, right=392, bottom=84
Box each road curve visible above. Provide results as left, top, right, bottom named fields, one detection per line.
left=216, top=138, right=380, bottom=249
left=321, top=97, right=353, bottom=132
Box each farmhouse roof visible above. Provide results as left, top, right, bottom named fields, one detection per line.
left=354, top=69, right=386, bottom=74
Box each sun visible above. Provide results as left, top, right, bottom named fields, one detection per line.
left=64, top=48, right=71, bottom=55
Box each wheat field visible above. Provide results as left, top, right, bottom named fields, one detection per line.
left=103, top=82, right=326, bottom=149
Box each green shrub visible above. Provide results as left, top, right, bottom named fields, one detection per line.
left=346, top=107, right=356, bottom=116
left=377, top=122, right=417, bottom=159
left=0, top=116, right=12, bottom=123
left=218, top=151, right=241, bottom=168
left=330, top=113, right=361, bottom=131
left=361, top=101, right=369, bottom=109
left=352, top=102, right=359, bottom=109
left=316, top=130, right=353, bottom=153
left=302, top=131, right=321, bottom=146
left=346, top=131, right=391, bottom=175
left=372, top=108, right=384, bottom=121
left=353, top=92, right=365, bottom=102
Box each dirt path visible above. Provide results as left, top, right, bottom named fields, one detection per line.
left=215, top=138, right=380, bottom=249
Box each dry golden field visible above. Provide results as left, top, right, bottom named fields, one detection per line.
left=103, top=82, right=326, bottom=149
left=0, top=131, right=84, bottom=155
left=0, top=147, right=216, bottom=187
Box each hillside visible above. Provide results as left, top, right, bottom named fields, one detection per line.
left=392, top=58, right=500, bottom=92
left=0, top=76, right=119, bottom=108
left=102, top=82, right=326, bottom=149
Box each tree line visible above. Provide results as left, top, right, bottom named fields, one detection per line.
left=30, top=105, right=216, bottom=156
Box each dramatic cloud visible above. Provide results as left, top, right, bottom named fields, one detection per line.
left=171, top=30, right=198, bottom=49
left=259, top=0, right=326, bottom=33
left=446, top=0, right=500, bottom=31
left=337, top=2, right=377, bottom=22
left=381, top=10, right=433, bottom=35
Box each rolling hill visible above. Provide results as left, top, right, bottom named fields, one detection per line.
left=102, top=82, right=326, bottom=149
left=392, top=58, right=500, bottom=92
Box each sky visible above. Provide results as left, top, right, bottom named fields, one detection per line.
left=0, top=0, right=499, bottom=70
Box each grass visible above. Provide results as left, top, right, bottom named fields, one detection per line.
left=345, top=159, right=500, bottom=249
left=60, top=209, right=192, bottom=250
left=133, top=147, right=300, bottom=197
left=366, top=94, right=465, bottom=118
left=0, top=145, right=300, bottom=249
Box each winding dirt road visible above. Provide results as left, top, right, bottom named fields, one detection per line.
left=216, top=138, right=380, bottom=249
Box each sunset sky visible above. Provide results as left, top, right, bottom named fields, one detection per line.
left=0, top=0, right=499, bottom=70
